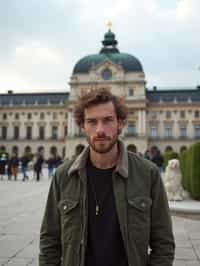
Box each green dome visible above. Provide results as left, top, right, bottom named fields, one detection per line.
left=73, top=30, right=143, bottom=74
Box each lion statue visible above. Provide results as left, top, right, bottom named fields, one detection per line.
left=163, top=159, right=189, bottom=201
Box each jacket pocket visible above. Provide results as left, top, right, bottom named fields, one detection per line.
left=128, top=196, right=152, bottom=229
left=127, top=197, right=152, bottom=266
left=58, top=199, right=81, bottom=244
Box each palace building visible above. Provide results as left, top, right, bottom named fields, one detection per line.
left=0, top=29, right=200, bottom=158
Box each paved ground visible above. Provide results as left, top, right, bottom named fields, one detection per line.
left=0, top=170, right=200, bottom=266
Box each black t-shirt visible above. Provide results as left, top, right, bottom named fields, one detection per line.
left=85, top=159, right=128, bottom=266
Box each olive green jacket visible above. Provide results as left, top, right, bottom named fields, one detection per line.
left=39, top=141, right=175, bottom=266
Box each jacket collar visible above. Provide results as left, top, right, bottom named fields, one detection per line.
left=68, top=139, right=128, bottom=178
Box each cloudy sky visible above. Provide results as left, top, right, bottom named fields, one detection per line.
left=0, top=0, right=200, bottom=93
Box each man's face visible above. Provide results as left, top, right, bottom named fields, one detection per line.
left=82, top=101, right=123, bottom=154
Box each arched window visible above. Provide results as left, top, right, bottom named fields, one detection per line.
left=165, top=146, right=173, bottom=152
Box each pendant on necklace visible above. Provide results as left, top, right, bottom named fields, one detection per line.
left=96, top=205, right=99, bottom=216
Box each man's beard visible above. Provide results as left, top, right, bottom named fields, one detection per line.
left=86, top=132, right=119, bottom=154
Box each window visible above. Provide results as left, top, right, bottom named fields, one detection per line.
left=2, top=126, right=7, bottom=139
left=128, top=88, right=134, bottom=97
left=27, top=113, right=32, bottom=120
left=53, top=112, right=57, bottom=120
left=150, top=125, right=158, bottom=138
left=194, top=125, right=200, bottom=138
left=15, top=113, right=19, bottom=120
left=127, top=122, right=136, bottom=136
left=39, top=126, right=45, bottom=140
left=14, top=126, right=20, bottom=139
left=3, top=113, right=7, bottom=120
left=52, top=126, right=58, bottom=139
left=64, top=126, right=68, bottom=136
left=65, top=112, right=68, bottom=119
left=180, top=110, right=185, bottom=119
left=26, top=126, right=32, bottom=140
left=195, top=110, right=199, bottom=118
left=164, top=124, right=172, bottom=138
left=179, top=125, right=187, bottom=138
left=40, top=112, right=45, bottom=120
left=166, top=111, right=171, bottom=119
left=151, top=111, right=157, bottom=120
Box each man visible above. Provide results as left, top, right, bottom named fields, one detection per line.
left=39, top=88, right=175, bottom=266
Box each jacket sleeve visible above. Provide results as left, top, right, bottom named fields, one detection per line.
left=39, top=172, right=61, bottom=266
left=148, top=166, right=175, bottom=266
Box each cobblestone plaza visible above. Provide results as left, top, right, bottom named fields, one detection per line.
left=0, top=170, right=200, bottom=266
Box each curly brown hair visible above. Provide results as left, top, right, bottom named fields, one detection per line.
left=73, top=88, right=128, bottom=127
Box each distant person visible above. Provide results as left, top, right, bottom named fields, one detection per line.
left=21, top=153, right=31, bottom=181
left=33, top=153, right=44, bottom=182
left=10, top=152, right=19, bottom=181
left=126, top=144, right=137, bottom=153
left=46, top=155, right=56, bottom=179
left=0, top=154, right=8, bottom=181
left=150, top=146, right=164, bottom=173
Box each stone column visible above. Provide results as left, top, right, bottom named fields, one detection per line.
left=7, top=123, right=12, bottom=140
left=138, top=110, right=142, bottom=136
left=45, top=122, right=51, bottom=139
left=142, top=110, right=146, bottom=137
left=67, top=111, right=72, bottom=137
left=21, top=123, right=26, bottom=139
left=71, top=114, right=76, bottom=137
left=32, top=123, right=38, bottom=140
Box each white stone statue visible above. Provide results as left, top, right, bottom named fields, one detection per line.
left=163, top=159, right=189, bottom=201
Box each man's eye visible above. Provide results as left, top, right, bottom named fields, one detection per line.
left=88, top=120, right=96, bottom=125
left=104, top=118, right=113, bottom=123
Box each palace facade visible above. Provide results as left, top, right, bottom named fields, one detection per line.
left=0, top=30, right=200, bottom=158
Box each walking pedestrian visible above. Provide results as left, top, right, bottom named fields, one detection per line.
left=33, top=153, right=44, bottom=182
left=10, top=152, right=19, bottom=181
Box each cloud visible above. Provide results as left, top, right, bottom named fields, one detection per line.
left=176, top=0, right=200, bottom=22
left=0, top=0, right=199, bottom=92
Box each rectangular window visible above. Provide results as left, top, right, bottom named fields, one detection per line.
left=127, top=122, right=136, bottom=136
left=26, top=126, right=32, bottom=140
left=39, top=126, right=45, bottom=140
left=151, top=111, right=157, bottom=120
left=53, top=112, right=57, bottom=120
left=27, top=113, right=32, bottom=120
left=179, top=125, right=187, bottom=138
left=194, top=125, right=200, bottom=138
left=64, top=126, right=68, bottom=136
left=128, top=88, right=134, bottom=97
left=180, top=110, right=185, bottom=119
left=15, top=113, right=19, bottom=120
left=165, top=124, right=172, bottom=138
left=14, top=126, right=19, bottom=139
left=52, top=126, right=58, bottom=139
left=194, top=110, right=199, bottom=118
left=166, top=111, right=171, bottom=119
left=2, top=126, right=7, bottom=139
left=150, top=126, right=158, bottom=138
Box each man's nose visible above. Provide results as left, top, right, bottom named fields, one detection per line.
left=96, top=121, right=105, bottom=133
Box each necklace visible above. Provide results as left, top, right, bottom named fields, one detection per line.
left=89, top=178, right=100, bottom=216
